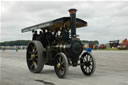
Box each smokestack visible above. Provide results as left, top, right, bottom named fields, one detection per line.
left=68, top=9, right=77, bottom=38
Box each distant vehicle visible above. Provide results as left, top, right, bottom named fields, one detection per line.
left=118, top=38, right=128, bottom=50
left=109, top=40, right=119, bottom=48
left=118, top=45, right=128, bottom=50
left=21, top=9, right=96, bottom=78
left=99, top=44, right=106, bottom=49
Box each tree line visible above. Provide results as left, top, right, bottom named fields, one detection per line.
left=0, top=40, right=99, bottom=47
left=0, top=40, right=31, bottom=46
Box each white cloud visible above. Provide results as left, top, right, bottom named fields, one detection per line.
left=1, top=1, right=128, bottom=44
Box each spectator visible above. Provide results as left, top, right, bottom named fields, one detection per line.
left=32, top=31, right=38, bottom=40
left=86, top=45, right=92, bottom=52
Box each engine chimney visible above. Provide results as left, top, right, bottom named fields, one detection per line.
left=68, top=9, right=77, bottom=38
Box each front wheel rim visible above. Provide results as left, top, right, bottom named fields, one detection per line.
left=54, top=53, right=68, bottom=78
left=80, top=53, right=95, bottom=75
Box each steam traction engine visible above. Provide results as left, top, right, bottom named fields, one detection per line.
left=21, top=9, right=96, bottom=78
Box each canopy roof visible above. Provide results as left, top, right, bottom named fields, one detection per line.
left=21, top=17, right=87, bottom=33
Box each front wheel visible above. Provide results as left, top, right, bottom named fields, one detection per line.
left=80, top=52, right=96, bottom=76
left=54, top=53, right=69, bottom=78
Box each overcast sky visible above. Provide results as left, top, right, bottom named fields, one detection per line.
left=1, top=1, right=128, bottom=44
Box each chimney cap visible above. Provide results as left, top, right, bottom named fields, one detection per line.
left=69, top=9, right=77, bottom=14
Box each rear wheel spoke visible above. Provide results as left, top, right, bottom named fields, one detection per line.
left=30, top=63, right=34, bottom=68
left=33, top=61, right=37, bottom=69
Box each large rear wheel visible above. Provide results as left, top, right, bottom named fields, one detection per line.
left=26, top=41, right=45, bottom=73
left=80, top=52, right=96, bottom=76
left=54, top=53, right=69, bottom=78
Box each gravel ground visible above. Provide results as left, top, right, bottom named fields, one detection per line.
left=0, top=50, right=128, bottom=85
